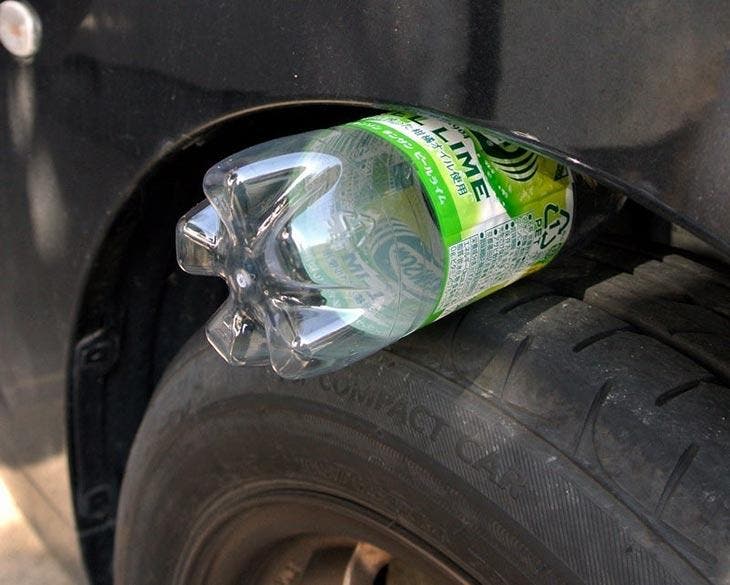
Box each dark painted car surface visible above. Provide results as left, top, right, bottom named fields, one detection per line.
left=0, top=1, right=728, bottom=582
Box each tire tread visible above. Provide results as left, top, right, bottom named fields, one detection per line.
left=392, top=241, right=730, bottom=584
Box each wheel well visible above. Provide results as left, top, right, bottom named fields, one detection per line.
left=68, top=102, right=376, bottom=584
left=68, top=100, right=706, bottom=584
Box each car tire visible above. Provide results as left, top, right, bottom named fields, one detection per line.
left=114, top=240, right=730, bottom=585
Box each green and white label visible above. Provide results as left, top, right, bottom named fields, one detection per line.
left=347, top=112, right=573, bottom=322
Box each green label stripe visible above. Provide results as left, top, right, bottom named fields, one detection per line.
left=347, top=118, right=462, bottom=243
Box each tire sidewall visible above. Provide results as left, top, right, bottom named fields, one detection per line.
left=114, top=333, right=580, bottom=585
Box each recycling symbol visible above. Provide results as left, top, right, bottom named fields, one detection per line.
left=539, top=203, right=571, bottom=249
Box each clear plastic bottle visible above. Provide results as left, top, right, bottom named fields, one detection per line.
left=176, top=111, right=574, bottom=378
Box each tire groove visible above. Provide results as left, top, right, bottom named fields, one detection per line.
left=498, top=291, right=557, bottom=315
left=572, top=380, right=614, bottom=456
left=500, top=336, right=531, bottom=398
left=572, top=327, right=634, bottom=353
left=654, top=378, right=714, bottom=407
left=655, top=443, right=700, bottom=518
left=578, top=297, right=730, bottom=386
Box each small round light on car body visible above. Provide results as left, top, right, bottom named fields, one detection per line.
left=0, top=1, right=41, bottom=59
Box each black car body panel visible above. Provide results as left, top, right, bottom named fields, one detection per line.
left=0, top=1, right=728, bottom=581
